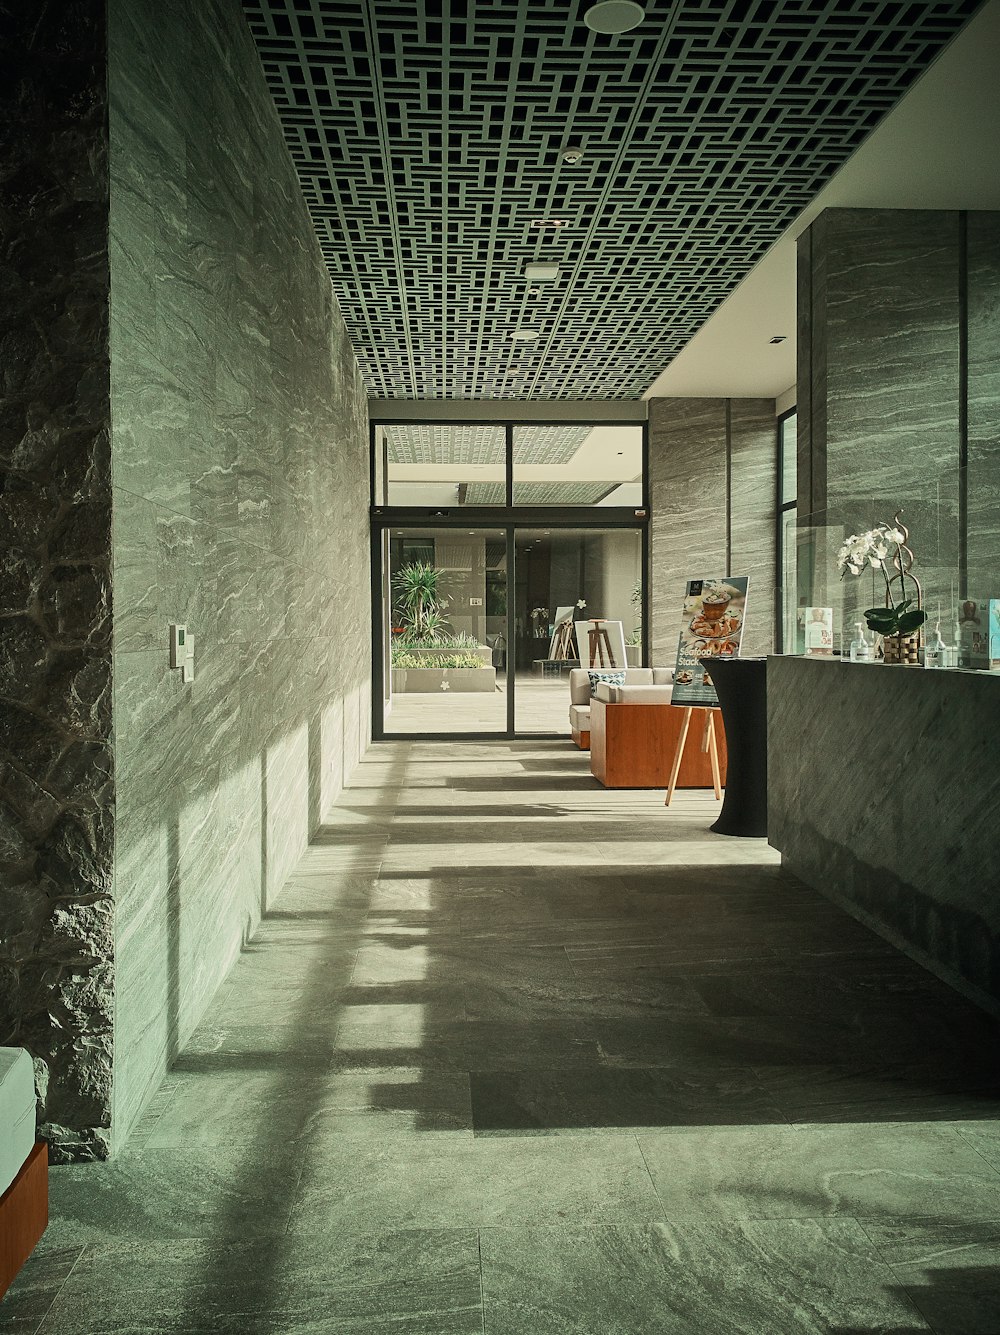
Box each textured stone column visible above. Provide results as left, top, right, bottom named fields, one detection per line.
left=796, top=207, right=1000, bottom=625
left=648, top=398, right=775, bottom=664
left=0, top=0, right=115, bottom=1160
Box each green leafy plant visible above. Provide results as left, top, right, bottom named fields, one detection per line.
left=393, top=561, right=450, bottom=639
left=862, top=599, right=926, bottom=639
left=392, top=650, right=487, bottom=669
left=394, top=629, right=482, bottom=650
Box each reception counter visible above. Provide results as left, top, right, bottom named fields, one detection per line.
left=768, top=656, right=1000, bottom=1011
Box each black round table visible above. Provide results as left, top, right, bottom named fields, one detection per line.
left=699, top=656, right=768, bottom=837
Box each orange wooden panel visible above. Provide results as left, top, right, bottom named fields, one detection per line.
left=572, top=729, right=590, bottom=750
left=0, top=1142, right=48, bottom=1300
left=590, top=700, right=728, bottom=788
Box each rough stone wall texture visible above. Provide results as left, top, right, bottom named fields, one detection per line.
left=795, top=207, right=1000, bottom=629
left=107, top=0, right=371, bottom=1150
left=648, top=398, right=776, bottom=666
left=0, top=0, right=116, bottom=1162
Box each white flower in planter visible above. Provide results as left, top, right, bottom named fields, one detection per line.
left=440, top=680, right=451, bottom=691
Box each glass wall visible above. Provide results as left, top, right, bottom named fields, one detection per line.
left=384, top=527, right=507, bottom=734
left=380, top=424, right=506, bottom=507
left=374, top=421, right=645, bottom=509
left=512, top=424, right=642, bottom=507
left=513, top=528, right=642, bottom=735
left=777, top=411, right=798, bottom=652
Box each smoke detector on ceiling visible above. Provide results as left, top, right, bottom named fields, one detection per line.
left=583, top=1, right=645, bottom=34
left=561, top=146, right=584, bottom=164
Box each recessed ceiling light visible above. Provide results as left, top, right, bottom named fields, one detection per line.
left=583, top=1, right=645, bottom=34
left=561, top=147, right=584, bottom=164
left=524, top=262, right=561, bottom=282
left=513, top=328, right=540, bottom=340
left=529, top=218, right=567, bottom=229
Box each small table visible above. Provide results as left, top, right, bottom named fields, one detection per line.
left=699, top=656, right=768, bottom=837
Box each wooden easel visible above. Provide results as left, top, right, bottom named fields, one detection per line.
left=549, top=620, right=575, bottom=661
left=664, top=707, right=722, bottom=806
left=588, top=620, right=617, bottom=668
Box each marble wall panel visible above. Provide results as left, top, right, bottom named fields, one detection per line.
left=730, top=401, right=778, bottom=657
left=769, top=658, right=1000, bottom=1008
left=967, top=212, right=1000, bottom=599
left=648, top=398, right=776, bottom=666
left=108, top=0, right=371, bottom=1149
left=797, top=208, right=972, bottom=628
left=0, top=1, right=116, bottom=1161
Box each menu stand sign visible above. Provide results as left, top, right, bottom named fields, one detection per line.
left=670, top=577, right=750, bottom=706
left=665, top=576, right=750, bottom=808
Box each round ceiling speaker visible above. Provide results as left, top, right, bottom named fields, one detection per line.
left=583, top=1, right=645, bottom=34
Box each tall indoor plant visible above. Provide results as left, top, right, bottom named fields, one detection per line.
left=837, top=513, right=926, bottom=663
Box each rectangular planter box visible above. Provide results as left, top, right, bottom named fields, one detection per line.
left=391, top=667, right=497, bottom=693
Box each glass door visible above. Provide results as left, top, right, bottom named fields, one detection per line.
left=513, top=528, right=643, bottom=735
left=383, top=527, right=508, bottom=735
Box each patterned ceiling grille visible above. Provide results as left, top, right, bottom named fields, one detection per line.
left=243, top=0, right=981, bottom=400
left=383, top=422, right=591, bottom=464
left=384, top=424, right=504, bottom=465
left=467, top=481, right=615, bottom=504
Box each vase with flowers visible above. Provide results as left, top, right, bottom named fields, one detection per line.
left=836, top=512, right=927, bottom=664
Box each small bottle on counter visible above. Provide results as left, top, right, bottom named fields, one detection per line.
left=924, top=622, right=948, bottom=669
left=849, top=622, right=873, bottom=663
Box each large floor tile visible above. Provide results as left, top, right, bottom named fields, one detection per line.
left=637, top=1123, right=1000, bottom=1221
left=34, top=1232, right=482, bottom=1335
left=290, top=1134, right=664, bottom=1230
left=38, top=1144, right=303, bottom=1250
left=480, top=1219, right=930, bottom=1334
left=859, top=1217, right=1000, bottom=1335
left=469, top=1066, right=786, bottom=1135
left=0, top=1248, right=84, bottom=1335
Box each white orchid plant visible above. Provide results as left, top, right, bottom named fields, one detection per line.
left=837, top=522, right=927, bottom=640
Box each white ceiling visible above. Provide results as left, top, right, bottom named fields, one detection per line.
left=643, top=0, right=1000, bottom=402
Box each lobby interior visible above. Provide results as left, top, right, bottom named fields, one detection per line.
left=2, top=0, right=1000, bottom=1331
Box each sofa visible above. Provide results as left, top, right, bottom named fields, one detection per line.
left=0, top=1049, right=47, bottom=1299
left=589, top=679, right=729, bottom=790
left=568, top=667, right=672, bottom=749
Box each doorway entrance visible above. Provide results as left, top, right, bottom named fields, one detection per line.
left=376, top=523, right=644, bottom=738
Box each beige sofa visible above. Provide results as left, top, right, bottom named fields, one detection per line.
left=568, top=667, right=673, bottom=748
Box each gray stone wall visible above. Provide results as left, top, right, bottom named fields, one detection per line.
left=797, top=207, right=1000, bottom=628
left=769, top=657, right=1000, bottom=1012
left=0, top=1, right=116, bottom=1162
left=648, top=398, right=776, bottom=665
left=968, top=213, right=1000, bottom=597
left=107, top=0, right=371, bottom=1148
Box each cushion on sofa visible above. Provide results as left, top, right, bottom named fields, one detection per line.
left=568, top=704, right=591, bottom=733
left=0, top=1049, right=36, bottom=1197
left=587, top=669, right=626, bottom=698
left=608, top=684, right=674, bottom=704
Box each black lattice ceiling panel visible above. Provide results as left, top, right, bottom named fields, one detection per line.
left=243, top=0, right=981, bottom=400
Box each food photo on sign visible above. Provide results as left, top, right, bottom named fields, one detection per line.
left=671, top=577, right=750, bottom=706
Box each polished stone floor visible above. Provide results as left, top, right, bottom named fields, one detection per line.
left=385, top=674, right=572, bottom=735
left=6, top=739, right=1000, bottom=1333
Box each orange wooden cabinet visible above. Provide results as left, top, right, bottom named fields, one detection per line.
left=0, top=1142, right=48, bottom=1299
left=590, top=699, right=728, bottom=789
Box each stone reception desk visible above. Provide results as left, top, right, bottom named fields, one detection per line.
left=768, top=656, right=1000, bottom=1011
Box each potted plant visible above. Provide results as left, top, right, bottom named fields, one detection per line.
left=393, top=561, right=450, bottom=638
left=837, top=514, right=927, bottom=663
